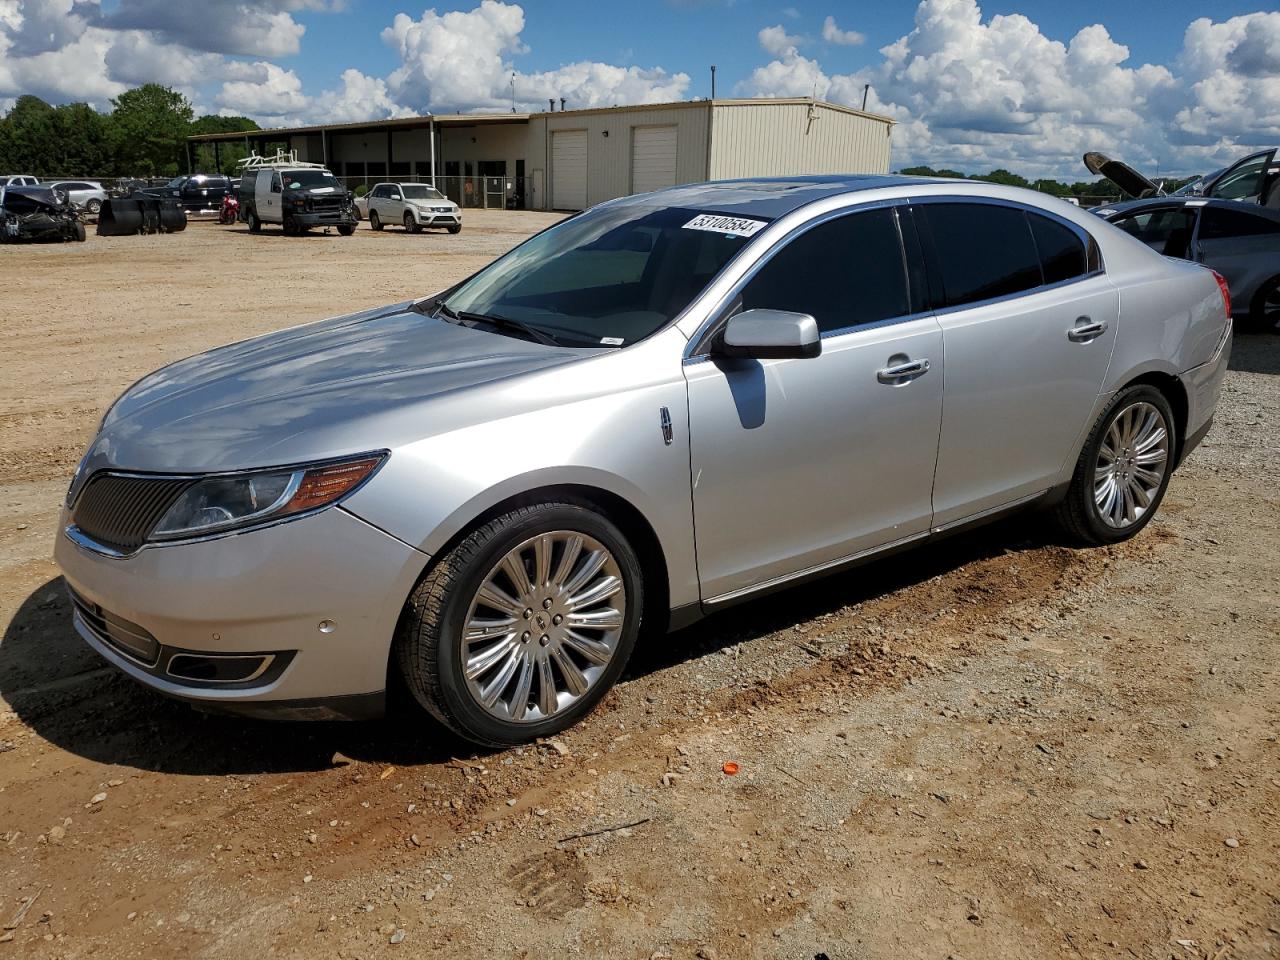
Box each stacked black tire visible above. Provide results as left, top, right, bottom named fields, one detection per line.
left=96, top=196, right=187, bottom=236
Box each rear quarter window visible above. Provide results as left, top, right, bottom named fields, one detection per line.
left=1027, top=213, right=1089, bottom=284
left=920, top=203, right=1042, bottom=307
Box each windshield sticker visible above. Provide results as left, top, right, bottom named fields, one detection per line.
left=600, top=337, right=625, bottom=346
left=683, top=213, right=768, bottom=237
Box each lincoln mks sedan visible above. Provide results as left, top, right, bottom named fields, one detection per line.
left=56, top=175, right=1232, bottom=746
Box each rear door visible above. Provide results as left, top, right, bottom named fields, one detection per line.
left=257, top=171, right=280, bottom=221
left=1195, top=205, right=1280, bottom=313
left=919, top=200, right=1119, bottom=526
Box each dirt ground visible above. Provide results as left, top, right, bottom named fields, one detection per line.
left=1, top=214, right=1277, bottom=960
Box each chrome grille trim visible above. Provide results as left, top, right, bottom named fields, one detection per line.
left=69, top=473, right=193, bottom=553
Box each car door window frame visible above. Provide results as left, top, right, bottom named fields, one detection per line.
left=685, top=198, right=926, bottom=360
left=910, top=196, right=1106, bottom=315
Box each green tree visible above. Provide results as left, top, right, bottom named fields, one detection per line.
left=974, top=168, right=1030, bottom=188
left=48, top=102, right=112, bottom=176
left=190, top=114, right=260, bottom=174
left=109, top=84, right=194, bottom=177
left=0, top=95, right=57, bottom=175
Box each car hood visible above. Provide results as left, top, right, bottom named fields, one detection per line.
left=1083, top=152, right=1159, bottom=199
left=82, top=302, right=587, bottom=476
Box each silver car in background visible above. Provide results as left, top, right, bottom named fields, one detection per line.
left=55, top=175, right=1232, bottom=746
left=46, top=180, right=109, bottom=216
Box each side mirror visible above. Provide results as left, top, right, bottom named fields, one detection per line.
left=715, top=309, right=821, bottom=360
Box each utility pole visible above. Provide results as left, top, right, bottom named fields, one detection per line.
left=511, top=72, right=517, bottom=113
left=710, top=65, right=716, bottom=100
left=861, top=83, right=869, bottom=111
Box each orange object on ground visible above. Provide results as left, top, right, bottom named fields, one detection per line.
left=722, top=761, right=740, bottom=775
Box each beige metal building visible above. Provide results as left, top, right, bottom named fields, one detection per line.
left=187, top=98, right=895, bottom=212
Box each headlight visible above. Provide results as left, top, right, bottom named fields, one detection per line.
left=149, top=453, right=386, bottom=542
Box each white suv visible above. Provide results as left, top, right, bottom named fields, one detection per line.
left=365, top=182, right=462, bottom=234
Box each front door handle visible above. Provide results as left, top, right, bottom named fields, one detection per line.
left=1068, top=317, right=1108, bottom=342
left=877, top=357, right=931, bottom=383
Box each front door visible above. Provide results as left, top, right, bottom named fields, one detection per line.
left=685, top=206, right=944, bottom=603
left=917, top=201, right=1120, bottom=526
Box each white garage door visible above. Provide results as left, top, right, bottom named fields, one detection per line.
left=632, top=125, right=678, bottom=195
left=551, top=130, right=587, bottom=210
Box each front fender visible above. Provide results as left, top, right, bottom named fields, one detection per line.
left=341, top=381, right=699, bottom=610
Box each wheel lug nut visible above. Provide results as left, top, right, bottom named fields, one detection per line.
left=523, top=608, right=532, bottom=620
left=542, top=598, right=553, bottom=609
left=522, top=631, right=530, bottom=642
left=552, top=614, right=563, bottom=625
left=539, top=635, right=550, bottom=646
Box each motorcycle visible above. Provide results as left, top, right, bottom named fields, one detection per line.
left=219, top=191, right=240, bottom=225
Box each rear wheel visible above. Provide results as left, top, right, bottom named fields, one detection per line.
left=248, top=211, right=261, bottom=233
left=369, top=209, right=383, bottom=231
left=1247, top=277, right=1280, bottom=334
left=396, top=502, right=643, bottom=747
left=1053, top=385, right=1175, bottom=545
left=86, top=199, right=101, bottom=216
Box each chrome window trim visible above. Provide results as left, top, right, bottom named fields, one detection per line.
left=908, top=194, right=1108, bottom=317
left=682, top=197, right=914, bottom=361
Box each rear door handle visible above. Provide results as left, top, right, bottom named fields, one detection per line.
left=1068, top=317, right=1107, bottom=342
left=877, top=357, right=931, bottom=383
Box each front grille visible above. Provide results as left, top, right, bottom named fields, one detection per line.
left=310, top=197, right=343, bottom=212
left=70, top=473, right=192, bottom=553
left=68, top=586, right=160, bottom=666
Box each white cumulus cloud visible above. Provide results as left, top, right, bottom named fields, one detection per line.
left=822, top=16, right=864, bottom=46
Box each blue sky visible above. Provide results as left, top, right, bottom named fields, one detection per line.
left=271, top=0, right=1278, bottom=104
left=3, top=1, right=1278, bottom=178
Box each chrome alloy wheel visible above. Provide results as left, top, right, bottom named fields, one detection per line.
left=1093, top=400, right=1170, bottom=529
left=461, top=532, right=626, bottom=723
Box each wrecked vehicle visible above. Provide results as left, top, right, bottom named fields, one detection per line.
left=1085, top=148, right=1280, bottom=207
left=0, top=185, right=86, bottom=243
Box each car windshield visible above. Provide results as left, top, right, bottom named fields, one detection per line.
left=442, top=204, right=769, bottom=347
left=402, top=185, right=445, bottom=200
left=285, top=170, right=340, bottom=190
left=166, top=177, right=187, bottom=188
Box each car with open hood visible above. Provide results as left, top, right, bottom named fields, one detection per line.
left=55, top=175, right=1232, bottom=746
left=1, top=184, right=85, bottom=242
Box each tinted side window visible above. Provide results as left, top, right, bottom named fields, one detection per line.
left=920, top=203, right=1041, bottom=307
left=1200, top=207, right=1280, bottom=240
left=1028, top=213, right=1088, bottom=284
left=1111, top=207, right=1197, bottom=259
left=737, top=208, right=909, bottom=334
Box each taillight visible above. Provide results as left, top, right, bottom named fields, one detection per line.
left=1211, top=269, right=1231, bottom=319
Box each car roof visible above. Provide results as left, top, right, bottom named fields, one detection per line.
left=1092, top=196, right=1280, bottom=224
left=615, top=174, right=953, bottom=219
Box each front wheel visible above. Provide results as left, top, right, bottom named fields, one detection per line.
left=337, top=224, right=355, bottom=236
left=404, top=211, right=421, bottom=234
left=369, top=209, right=383, bottom=231
left=396, top=502, right=643, bottom=747
left=447, top=224, right=462, bottom=234
left=1053, top=385, right=1176, bottom=545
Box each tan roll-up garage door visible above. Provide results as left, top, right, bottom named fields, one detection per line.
left=551, top=129, right=588, bottom=210
left=631, top=125, right=678, bottom=194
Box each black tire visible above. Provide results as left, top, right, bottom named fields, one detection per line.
left=404, top=211, right=421, bottom=234
left=72, top=220, right=86, bottom=242
left=1053, top=385, right=1177, bottom=546
left=283, top=215, right=298, bottom=236
left=248, top=211, right=261, bottom=233
left=447, top=224, right=462, bottom=234
left=370, top=210, right=383, bottom=231
left=86, top=199, right=101, bottom=216
left=337, top=224, right=355, bottom=236
left=396, top=501, right=644, bottom=747
left=1246, top=277, right=1280, bottom=334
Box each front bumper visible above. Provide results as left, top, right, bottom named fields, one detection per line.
left=55, top=506, right=429, bottom=716
left=293, top=210, right=356, bottom=226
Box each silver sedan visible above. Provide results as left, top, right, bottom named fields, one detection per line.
left=55, top=176, right=1231, bottom=745
left=46, top=180, right=109, bottom=216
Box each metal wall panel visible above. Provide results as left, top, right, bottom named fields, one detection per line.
left=708, top=102, right=893, bottom=179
